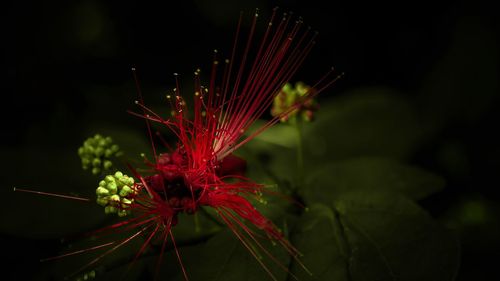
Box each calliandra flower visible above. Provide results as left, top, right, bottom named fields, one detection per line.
left=17, top=8, right=342, bottom=281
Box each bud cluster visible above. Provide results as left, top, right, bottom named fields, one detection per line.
left=96, top=171, right=137, bottom=217
left=271, top=82, right=319, bottom=122
left=78, top=134, right=121, bottom=175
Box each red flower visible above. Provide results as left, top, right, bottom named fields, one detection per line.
left=33, top=8, right=341, bottom=281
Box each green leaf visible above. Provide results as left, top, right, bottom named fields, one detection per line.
left=288, top=204, right=350, bottom=281
left=333, top=191, right=460, bottom=281
left=170, top=211, right=222, bottom=244
left=237, top=140, right=298, bottom=222
left=303, top=157, right=445, bottom=204
left=180, top=229, right=291, bottom=281
left=237, top=138, right=297, bottom=197
left=304, top=88, right=425, bottom=162
left=250, top=120, right=299, bottom=149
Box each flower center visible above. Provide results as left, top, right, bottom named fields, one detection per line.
left=144, top=151, right=200, bottom=215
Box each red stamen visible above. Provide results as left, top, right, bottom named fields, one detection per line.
left=13, top=187, right=90, bottom=202
left=40, top=241, right=115, bottom=262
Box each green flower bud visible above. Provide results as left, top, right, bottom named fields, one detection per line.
left=96, top=187, right=109, bottom=196
left=97, top=197, right=108, bottom=206
left=105, top=175, right=115, bottom=183
left=109, top=194, right=120, bottom=202
left=105, top=206, right=117, bottom=214
left=103, top=160, right=113, bottom=170
left=121, top=198, right=132, bottom=207
left=119, top=185, right=132, bottom=197
left=117, top=209, right=129, bottom=217
left=95, top=147, right=104, bottom=157
left=104, top=149, right=113, bottom=158
left=107, top=182, right=118, bottom=194
left=82, top=158, right=90, bottom=166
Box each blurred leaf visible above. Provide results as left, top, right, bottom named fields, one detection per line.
left=333, top=191, right=460, bottom=281
left=441, top=195, right=500, bottom=250
left=179, top=229, right=291, bottom=281
left=251, top=120, right=299, bottom=148
left=419, top=14, right=499, bottom=129
left=237, top=137, right=298, bottom=222
left=237, top=136, right=296, bottom=186
left=305, top=88, right=425, bottom=162
left=288, top=204, right=350, bottom=281
left=170, top=211, right=222, bottom=244
left=303, top=157, right=445, bottom=204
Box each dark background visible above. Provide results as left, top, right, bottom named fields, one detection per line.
left=4, top=0, right=499, bottom=280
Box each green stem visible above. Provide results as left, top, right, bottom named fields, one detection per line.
left=294, top=118, right=305, bottom=190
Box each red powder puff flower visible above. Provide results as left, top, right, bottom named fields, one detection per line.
left=22, top=8, right=341, bottom=281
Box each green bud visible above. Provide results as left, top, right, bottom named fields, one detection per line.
left=98, top=139, right=106, bottom=147
left=105, top=206, right=117, bottom=214
left=95, top=147, right=104, bottom=157
left=104, top=149, right=113, bottom=158
left=97, top=197, right=108, bottom=206
left=91, top=167, right=101, bottom=175
left=119, top=185, right=132, bottom=197
left=107, top=182, right=118, bottom=194
left=121, top=198, right=132, bottom=206
left=103, top=160, right=113, bottom=170
left=109, top=194, right=120, bottom=203
left=105, top=175, right=115, bottom=183
left=117, top=209, right=129, bottom=217
left=96, top=187, right=109, bottom=196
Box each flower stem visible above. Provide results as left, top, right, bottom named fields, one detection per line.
left=294, top=118, right=305, bottom=190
